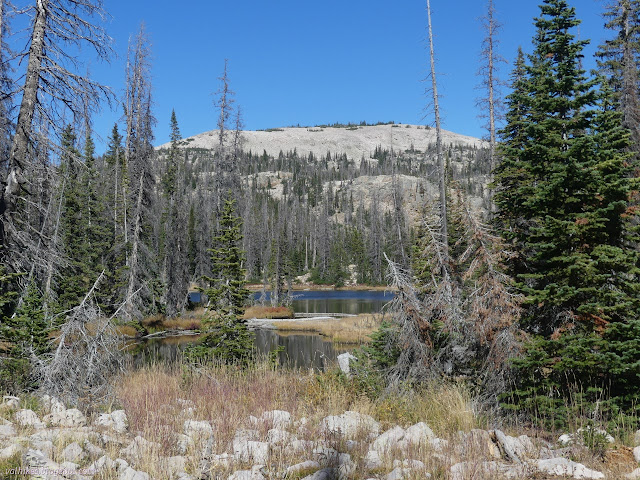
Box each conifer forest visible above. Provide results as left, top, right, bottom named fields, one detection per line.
left=1, top=0, right=640, bottom=441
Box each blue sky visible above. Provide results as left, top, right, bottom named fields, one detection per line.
left=78, top=1, right=607, bottom=151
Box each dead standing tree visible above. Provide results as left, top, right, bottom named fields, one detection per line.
left=0, top=0, right=112, bottom=270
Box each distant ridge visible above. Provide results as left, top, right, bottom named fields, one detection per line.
left=159, top=124, right=485, bottom=161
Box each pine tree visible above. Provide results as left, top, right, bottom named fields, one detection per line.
left=189, top=194, right=252, bottom=364
left=495, top=0, right=640, bottom=420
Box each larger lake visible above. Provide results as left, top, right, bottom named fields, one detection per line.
left=255, top=290, right=394, bottom=315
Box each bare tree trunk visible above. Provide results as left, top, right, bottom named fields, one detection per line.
left=2, top=0, right=46, bottom=223
left=426, top=0, right=448, bottom=261
left=124, top=174, right=144, bottom=317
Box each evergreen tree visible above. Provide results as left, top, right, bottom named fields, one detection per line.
left=495, top=0, right=640, bottom=420
left=189, top=194, right=253, bottom=364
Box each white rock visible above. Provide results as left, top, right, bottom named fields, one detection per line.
left=2, top=395, right=20, bottom=408
left=88, top=455, right=114, bottom=473
left=626, top=468, right=640, bottom=479
left=402, top=422, right=435, bottom=447
left=0, top=422, right=16, bottom=437
left=119, top=466, right=150, bottom=480
left=577, top=426, right=615, bottom=444
left=228, top=469, right=266, bottom=480
left=95, top=410, right=128, bottom=434
left=233, top=439, right=269, bottom=464
left=84, top=440, right=105, bottom=457
left=372, top=426, right=406, bottom=453
left=210, top=453, right=233, bottom=469
left=176, top=433, right=195, bottom=454
left=430, top=437, right=449, bottom=452
left=161, top=455, right=188, bottom=477
left=633, top=445, right=640, bottom=464
left=287, top=439, right=315, bottom=453
left=31, top=440, right=54, bottom=458
left=364, top=450, right=383, bottom=470
left=184, top=419, right=214, bottom=439
left=15, top=409, right=45, bottom=429
left=41, top=395, right=66, bottom=414
left=635, top=430, right=640, bottom=446
left=44, top=408, right=87, bottom=427
left=261, top=410, right=292, bottom=429
left=60, top=461, right=79, bottom=471
left=385, top=467, right=415, bottom=480
left=115, top=458, right=130, bottom=472
left=120, top=436, right=160, bottom=463
left=23, top=447, right=60, bottom=472
left=286, top=461, right=321, bottom=475
left=537, top=458, right=605, bottom=479
left=62, top=442, right=85, bottom=463
left=393, top=459, right=426, bottom=470
left=312, top=445, right=340, bottom=466
left=451, top=461, right=527, bottom=480
left=0, top=443, right=23, bottom=460
left=337, top=352, right=357, bottom=376
left=558, top=434, right=574, bottom=446
left=267, top=428, right=293, bottom=445
left=320, top=411, right=380, bottom=439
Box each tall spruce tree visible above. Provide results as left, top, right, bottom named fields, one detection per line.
left=495, top=0, right=640, bottom=421
left=189, top=194, right=252, bottom=363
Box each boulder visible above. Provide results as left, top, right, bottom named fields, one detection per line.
left=23, top=448, right=60, bottom=474
left=30, top=440, right=53, bottom=458
left=15, top=409, right=45, bottom=429
left=184, top=419, right=213, bottom=440
left=266, top=428, right=294, bottom=446
left=228, top=466, right=266, bottom=480
left=537, top=458, right=604, bottom=479
left=364, top=450, right=382, bottom=471
left=371, top=426, right=405, bottom=453
left=2, top=396, right=19, bottom=409
left=301, top=467, right=336, bottom=480
left=120, top=436, right=160, bottom=464
left=261, top=410, right=292, bottom=429
left=83, top=439, right=106, bottom=458
left=634, top=445, right=640, bottom=464
left=88, top=455, right=115, bottom=474
left=232, top=438, right=269, bottom=464
left=0, top=443, right=23, bottom=460
left=627, top=468, right=640, bottom=479
left=44, top=407, right=87, bottom=427
left=320, top=411, right=380, bottom=439
left=393, top=459, right=425, bottom=470
left=635, top=430, right=640, bottom=446
left=457, top=429, right=500, bottom=459
left=175, top=433, right=195, bottom=455
left=119, top=466, right=150, bottom=480
left=337, top=353, right=357, bottom=376
left=450, top=461, right=528, bottom=480
left=400, top=422, right=435, bottom=449
left=62, top=442, right=85, bottom=463
left=94, top=410, right=128, bottom=434
left=286, top=461, right=321, bottom=476
left=0, top=422, right=16, bottom=437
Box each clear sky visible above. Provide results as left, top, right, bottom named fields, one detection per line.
left=78, top=0, right=609, bottom=152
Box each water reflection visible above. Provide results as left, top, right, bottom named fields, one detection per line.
left=256, top=290, right=394, bottom=314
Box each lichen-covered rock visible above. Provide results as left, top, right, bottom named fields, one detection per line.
left=633, top=445, right=640, bottom=464
left=320, top=411, right=380, bottom=439
left=371, top=426, right=405, bottom=453
left=44, top=407, right=87, bottom=427
left=94, top=410, right=128, bottom=434
left=537, top=458, right=604, bottom=479
left=15, top=409, right=45, bottom=429
left=61, top=441, right=85, bottom=463
left=261, top=410, right=292, bottom=430
left=184, top=419, right=213, bottom=440
left=286, top=461, right=321, bottom=476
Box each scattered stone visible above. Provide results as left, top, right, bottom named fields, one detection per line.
left=2, top=396, right=19, bottom=409
left=88, top=455, right=114, bottom=473
left=176, top=433, right=195, bottom=454
left=94, top=410, right=128, bottom=434
left=393, top=459, right=426, bottom=470
left=286, top=460, right=322, bottom=475
left=41, top=395, right=66, bottom=414
left=385, top=467, right=415, bottom=480
left=400, top=422, right=435, bottom=449
left=23, top=448, right=60, bottom=473
left=457, top=429, right=500, bottom=459
left=184, top=419, right=214, bottom=440
left=450, top=461, right=528, bottom=480
left=44, top=408, right=87, bottom=428
left=337, top=352, right=357, bottom=376
left=577, top=426, right=615, bottom=444
left=267, top=428, right=293, bottom=445
left=210, top=453, right=233, bottom=469
left=430, top=437, right=449, bottom=452
left=120, top=436, right=160, bottom=464
left=287, top=439, right=315, bottom=453
left=635, top=430, right=640, bottom=447
left=493, top=429, right=521, bottom=463
left=313, top=446, right=340, bottom=466
left=634, top=445, right=640, bottom=464
left=320, top=411, right=380, bottom=439
left=15, top=409, right=45, bottom=429
left=233, top=438, right=269, bottom=464
left=371, top=426, right=405, bottom=453
left=161, top=455, right=188, bottom=478
left=364, top=450, right=382, bottom=471
left=119, top=466, right=150, bottom=480
left=558, top=434, right=573, bottom=446
left=261, top=410, right=292, bottom=429
left=83, top=439, right=105, bottom=458
left=0, top=443, right=23, bottom=460
left=62, top=442, right=85, bottom=463
left=537, top=458, right=604, bottom=479
left=60, top=461, right=79, bottom=471
left=228, top=467, right=266, bottom=480
left=0, top=422, right=16, bottom=437
left=31, top=439, right=54, bottom=458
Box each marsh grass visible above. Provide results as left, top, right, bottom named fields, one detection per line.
left=273, top=314, right=382, bottom=344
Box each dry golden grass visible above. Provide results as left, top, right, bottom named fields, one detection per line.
left=242, top=305, right=295, bottom=319
left=141, top=314, right=203, bottom=332
left=273, top=313, right=382, bottom=344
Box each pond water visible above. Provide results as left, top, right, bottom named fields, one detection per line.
left=255, top=290, right=394, bottom=314
left=130, top=290, right=391, bottom=370
left=128, top=330, right=348, bottom=371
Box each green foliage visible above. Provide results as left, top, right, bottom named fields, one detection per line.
left=185, top=312, right=254, bottom=366
left=495, top=0, right=640, bottom=422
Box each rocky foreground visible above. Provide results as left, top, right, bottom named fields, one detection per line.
left=1, top=395, right=640, bottom=480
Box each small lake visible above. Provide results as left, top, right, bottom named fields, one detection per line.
left=128, top=330, right=348, bottom=371
left=255, top=290, right=394, bottom=315
left=130, top=289, right=392, bottom=370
